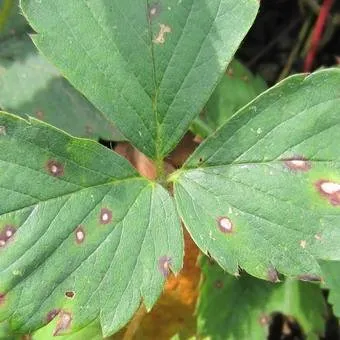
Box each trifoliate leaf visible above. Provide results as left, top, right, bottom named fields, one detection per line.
left=173, top=68, right=340, bottom=279
left=20, top=0, right=259, bottom=158
left=0, top=112, right=183, bottom=337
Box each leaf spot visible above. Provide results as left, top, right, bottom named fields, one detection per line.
left=53, top=310, right=72, bottom=336
left=46, top=309, right=60, bottom=323
left=259, top=314, right=270, bottom=327
left=148, top=3, right=160, bottom=19
left=284, top=157, right=311, bottom=172
left=75, top=226, right=85, bottom=244
left=35, top=111, right=44, bottom=120
left=0, top=225, right=16, bottom=247
left=153, top=24, right=171, bottom=44
left=65, top=291, right=75, bottom=299
left=99, top=208, right=112, bottom=225
left=314, top=233, right=322, bottom=241
left=46, top=160, right=64, bottom=177
left=0, top=126, right=7, bottom=136
left=0, top=293, right=5, bottom=306
left=315, top=180, right=340, bottom=206
left=158, top=256, right=172, bottom=278
left=300, top=240, right=307, bottom=248
left=217, top=216, right=233, bottom=233
left=214, top=279, right=223, bottom=289
left=85, top=125, right=93, bottom=136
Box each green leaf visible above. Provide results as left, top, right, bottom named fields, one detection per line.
left=191, top=59, right=267, bottom=138
left=203, top=59, right=267, bottom=131
left=172, top=68, right=340, bottom=279
left=0, top=111, right=183, bottom=336
left=0, top=36, right=123, bottom=141
left=319, top=261, right=340, bottom=317
left=0, top=0, right=28, bottom=40
left=20, top=0, right=259, bottom=159
left=0, top=320, right=15, bottom=339
left=197, top=256, right=326, bottom=340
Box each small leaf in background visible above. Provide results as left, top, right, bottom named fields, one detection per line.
left=0, top=0, right=28, bottom=40
left=20, top=0, right=259, bottom=158
left=320, top=261, right=340, bottom=317
left=0, top=36, right=123, bottom=141
left=173, top=68, right=340, bottom=280
left=191, top=59, right=267, bottom=138
left=197, top=256, right=326, bottom=340
left=0, top=112, right=183, bottom=337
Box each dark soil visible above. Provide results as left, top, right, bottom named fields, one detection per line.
left=237, top=0, right=340, bottom=85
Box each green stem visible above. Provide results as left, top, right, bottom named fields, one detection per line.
left=155, top=157, right=166, bottom=184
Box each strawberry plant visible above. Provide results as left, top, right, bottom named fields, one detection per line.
left=0, top=0, right=340, bottom=339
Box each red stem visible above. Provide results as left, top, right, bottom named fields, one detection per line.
left=304, top=0, right=334, bottom=72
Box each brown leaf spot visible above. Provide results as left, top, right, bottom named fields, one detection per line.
left=158, top=256, right=172, bottom=278
left=315, top=180, right=340, bottom=206
left=298, top=274, right=322, bottom=282
left=153, top=24, right=171, bottom=44
left=284, top=157, right=311, bottom=172
left=75, top=226, right=85, bottom=244
left=85, top=125, right=93, bottom=136
left=267, top=267, right=279, bottom=282
left=242, top=75, right=249, bottom=82
left=53, top=310, right=72, bottom=336
left=46, top=309, right=60, bottom=323
left=0, top=225, right=16, bottom=247
left=0, top=293, right=5, bottom=306
left=259, top=314, right=270, bottom=327
left=0, top=126, right=7, bottom=136
left=35, top=111, right=44, bottom=120
left=46, top=160, right=64, bottom=177
left=65, top=291, right=75, bottom=299
left=99, top=208, right=112, bottom=225
left=217, top=216, right=233, bottom=233
left=214, top=279, right=223, bottom=289
left=21, top=335, right=32, bottom=340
